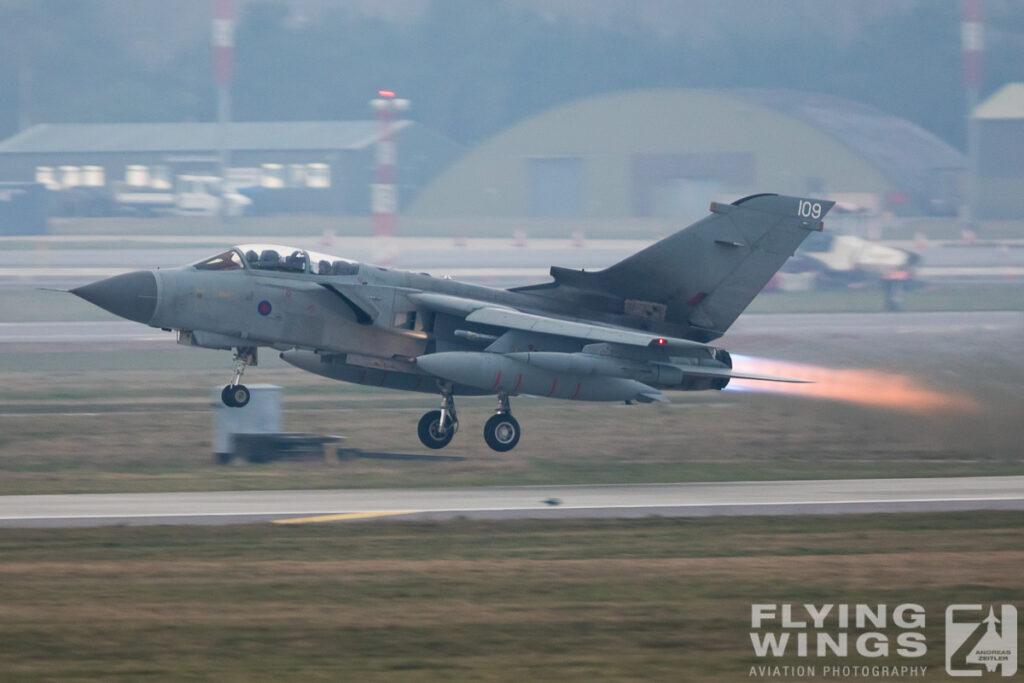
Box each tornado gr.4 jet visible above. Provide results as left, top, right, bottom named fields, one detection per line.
left=72, top=193, right=832, bottom=451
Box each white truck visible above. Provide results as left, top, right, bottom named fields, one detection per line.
left=113, top=174, right=251, bottom=216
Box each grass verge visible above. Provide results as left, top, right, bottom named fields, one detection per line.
left=0, top=512, right=1020, bottom=681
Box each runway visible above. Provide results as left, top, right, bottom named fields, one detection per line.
left=1, top=476, right=1021, bottom=527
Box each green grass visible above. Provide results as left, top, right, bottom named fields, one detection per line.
left=0, top=512, right=1020, bottom=681
left=1, top=374, right=1022, bottom=494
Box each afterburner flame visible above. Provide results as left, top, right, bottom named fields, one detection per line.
left=725, top=355, right=979, bottom=414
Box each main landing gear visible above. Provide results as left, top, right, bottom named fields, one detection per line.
left=417, top=389, right=522, bottom=452
left=417, top=386, right=458, bottom=449
left=483, top=392, right=520, bottom=452
left=221, top=347, right=256, bottom=408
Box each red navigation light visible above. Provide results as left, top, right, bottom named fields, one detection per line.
left=378, top=90, right=396, bottom=98
left=655, top=338, right=667, bottom=346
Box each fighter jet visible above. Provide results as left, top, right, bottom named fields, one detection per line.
left=71, top=193, right=832, bottom=451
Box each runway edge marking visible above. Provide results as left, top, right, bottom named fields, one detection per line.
left=273, top=510, right=420, bottom=524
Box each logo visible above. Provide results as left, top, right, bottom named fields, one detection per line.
left=946, top=605, right=1017, bottom=677
left=257, top=300, right=272, bottom=316
left=747, top=601, right=1019, bottom=680
left=748, top=603, right=930, bottom=679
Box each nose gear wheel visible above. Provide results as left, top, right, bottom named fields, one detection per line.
left=221, top=347, right=256, bottom=408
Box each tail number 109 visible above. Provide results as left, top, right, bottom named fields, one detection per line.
left=798, top=200, right=823, bottom=219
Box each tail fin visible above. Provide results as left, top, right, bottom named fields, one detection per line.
left=532, top=194, right=834, bottom=341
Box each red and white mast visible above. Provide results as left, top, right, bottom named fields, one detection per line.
left=370, top=91, right=409, bottom=238
left=212, top=0, right=235, bottom=213
left=962, top=0, right=983, bottom=232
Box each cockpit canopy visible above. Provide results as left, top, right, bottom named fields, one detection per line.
left=191, top=244, right=360, bottom=276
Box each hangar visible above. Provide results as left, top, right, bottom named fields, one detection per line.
left=0, top=121, right=463, bottom=214
left=973, top=82, right=1024, bottom=219
left=409, top=89, right=966, bottom=220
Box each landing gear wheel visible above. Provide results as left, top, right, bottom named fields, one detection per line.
left=222, top=384, right=250, bottom=408
left=484, top=413, right=520, bottom=452
left=222, top=347, right=257, bottom=407
left=418, top=410, right=455, bottom=449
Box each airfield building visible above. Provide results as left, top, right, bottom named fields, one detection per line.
left=410, top=88, right=966, bottom=220
left=973, top=82, right=1024, bottom=219
left=0, top=121, right=463, bottom=215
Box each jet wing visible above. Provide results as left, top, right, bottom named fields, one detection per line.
left=465, top=307, right=713, bottom=352
left=407, top=292, right=711, bottom=352
left=407, top=292, right=504, bottom=316
left=409, top=292, right=811, bottom=385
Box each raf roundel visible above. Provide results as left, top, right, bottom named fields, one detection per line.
left=257, top=300, right=272, bottom=316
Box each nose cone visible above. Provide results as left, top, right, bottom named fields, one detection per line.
left=71, top=270, right=158, bottom=324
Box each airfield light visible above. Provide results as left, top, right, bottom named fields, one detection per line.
left=378, top=90, right=396, bottom=98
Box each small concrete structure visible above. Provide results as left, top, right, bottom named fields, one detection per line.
left=211, top=384, right=343, bottom=464
left=212, top=384, right=282, bottom=463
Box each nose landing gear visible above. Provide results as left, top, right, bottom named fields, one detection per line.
left=221, top=347, right=257, bottom=408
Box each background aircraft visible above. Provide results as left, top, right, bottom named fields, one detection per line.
left=71, top=193, right=832, bottom=451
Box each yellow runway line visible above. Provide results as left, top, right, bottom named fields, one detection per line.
left=273, top=510, right=419, bottom=525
